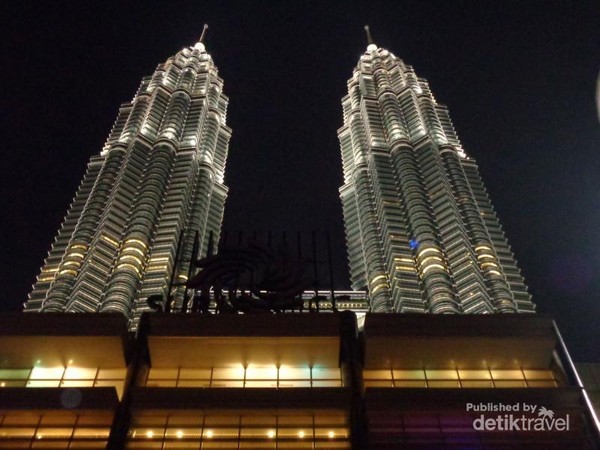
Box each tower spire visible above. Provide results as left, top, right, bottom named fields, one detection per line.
left=199, top=23, right=209, bottom=43
left=364, top=25, right=375, bottom=46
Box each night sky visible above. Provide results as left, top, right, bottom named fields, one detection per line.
left=2, top=2, right=599, bottom=360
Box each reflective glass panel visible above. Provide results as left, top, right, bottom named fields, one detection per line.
left=30, top=367, right=65, bottom=380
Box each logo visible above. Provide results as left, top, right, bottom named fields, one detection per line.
left=466, top=403, right=570, bottom=431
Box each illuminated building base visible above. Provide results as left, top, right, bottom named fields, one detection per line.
left=0, top=313, right=598, bottom=449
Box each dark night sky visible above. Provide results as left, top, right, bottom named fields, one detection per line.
left=2, top=2, right=599, bottom=360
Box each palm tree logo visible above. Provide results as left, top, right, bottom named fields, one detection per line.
left=538, top=406, right=555, bottom=420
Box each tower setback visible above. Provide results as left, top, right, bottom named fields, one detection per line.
left=26, top=36, right=231, bottom=329
left=338, top=40, right=534, bottom=314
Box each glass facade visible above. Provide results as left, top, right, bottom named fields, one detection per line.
left=26, top=40, right=231, bottom=331
left=0, top=411, right=113, bottom=449
left=0, top=313, right=598, bottom=449
left=363, top=368, right=559, bottom=388
left=338, top=43, right=534, bottom=314
left=142, top=366, right=342, bottom=388
left=0, top=367, right=126, bottom=397
left=126, top=413, right=350, bottom=449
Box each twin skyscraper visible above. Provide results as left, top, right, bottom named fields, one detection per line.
left=26, top=29, right=535, bottom=329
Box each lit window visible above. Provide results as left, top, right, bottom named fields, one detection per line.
left=393, top=369, right=425, bottom=380
left=458, top=370, right=491, bottom=380
left=425, top=370, right=458, bottom=380
left=278, top=366, right=310, bottom=380
left=245, top=366, right=278, bottom=380
left=523, top=370, right=554, bottom=380
left=491, top=370, right=524, bottom=380
left=64, top=367, right=98, bottom=380
left=364, top=369, right=392, bottom=380
left=212, top=366, right=245, bottom=380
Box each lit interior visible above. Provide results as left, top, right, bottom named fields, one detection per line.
left=0, top=366, right=127, bottom=397
left=363, top=368, right=559, bottom=388
left=0, top=411, right=113, bottom=449
left=147, top=335, right=341, bottom=370
left=126, top=412, right=350, bottom=449
left=143, top=365, right=342, bottom=388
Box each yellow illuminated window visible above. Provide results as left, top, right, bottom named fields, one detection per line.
left=147, top=368, right=179, bottom=380
left=97, top=368, right=127, bottom=380
left=393, top=369, right=425, bottom=380
left=278, top=367, right=310, bottom=380
left=312, top=379, right=342, bottom=387
left=245, top=366, right=278, bottom=380
left=164, top=427, right=202, bottom=439
left=491, top=370, right=524, bottom=380
left=126, top=413, right=349, bottom=449
left=0, top=426, right=36, bottom=438
left=0, top=365, right=126, bottom=398
left=523, top=370, right=554, bottom=380
left=0, top=369, right=31, bottom=379
left=31, top=367, right=65, bottom=380
left=179, top=368, right=211, bottom=379
left=425, top=370, right=458, bottom=380
left=239, top=415, right=276, bottom=440
left=360, top=367, right=558, bottom=389
left=140, top=365, right=342, bottom=388
left=458, top=370, right=491, bottom=380
left=311, top=368, right=341, bottom=380
left=363, top=369, right=392, bottom=380
left=212, top=367, right=245, bottom=380
left=211, top=380, right=244, bottom=388
left=0, top=380, right=27, bottom=387
left=0, top=412, right=111, bottom=448
left=239, top=426, right=277, bottom=439
left=72, top=427, right=110, bottom=439
left=36, top=427, right=74, bottom=438
left=245, top=380, right=278, bottom=388
left=64, top=367, right=98, bottom=380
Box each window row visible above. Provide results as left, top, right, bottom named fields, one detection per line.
left=0, top=412, right=112, bottom=449
left=127, top=413, right=349, bottom=449
left=363, top=368, right=559, bottom=388
left=0, top=367, right=126, bottom=397
left=143, top=366, right=343, bottom=388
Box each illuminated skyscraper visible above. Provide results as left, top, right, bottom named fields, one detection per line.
left=338, top=31, right=534, bottom=314
left=26, top=30, right=232, bottom=328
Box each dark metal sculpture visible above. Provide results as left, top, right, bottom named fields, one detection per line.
left=186, top=239, right=311, bottom=314
left=146, top=231, right=345, bottom=314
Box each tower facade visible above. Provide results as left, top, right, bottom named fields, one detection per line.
left=26, top=36, right=231, bottom=329
left=339, top=41, right=534, bottom=314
